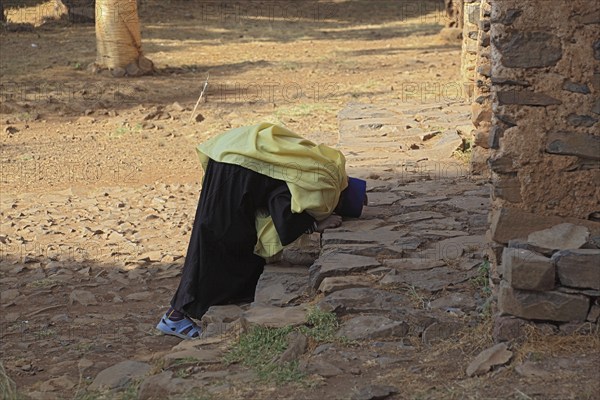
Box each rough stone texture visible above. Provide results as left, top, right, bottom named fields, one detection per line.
left=496, top=90, right=561, bottom=106
left=381, top=266, right=476, bottom=292
left=546, top=131, right=600, bottom=160
left=318, top=276, right=369, bottom=295
left=527, top=223, right=590, bottom=251
left=587, top=303, right=600, bottom=323
left=163, top=348, right=222, bottom=366
left=502, top=248, right=555, bottom=291
left=89, top=361, right=150, bottom=390
left=490, top=207, right=600, bottom=245
left=350, top=385, right=398, bottom=400
left=276, top=332, right=308, bottom=364
left=308, top=252, right=380, bottom=290
left=138, top=372, right=188, bottom=400
left=243, top=305, right=307, bottom=328
left=552, top=249, right=600, bottom=290
left=493, top=31, right=562, bottom=68
left=493, top=316, right=529, bottom=342
left=254, top=265, right=308, bottom=306
left=422, top=320, right=463, bottom=345
left=498, top=283, right=589, bottom=322
left=492, top=174, right=521, bottom=203
left=318, top=288, right=409, bottom=316
left=466, top=343, right=513, bottom=377
left=336, top=316, right=409, bottom=340
left=487, top=0, right=600, bottom=228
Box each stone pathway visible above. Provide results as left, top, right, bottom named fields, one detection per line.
left=116, top=101, right=491, bottom=399
left=2, top=101, right=496, bottom=399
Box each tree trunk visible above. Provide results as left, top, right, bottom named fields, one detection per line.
left=95, top=0, right=153, bottom=77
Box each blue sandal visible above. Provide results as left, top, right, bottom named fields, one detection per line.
left=156, top=314, right=202, bottom=340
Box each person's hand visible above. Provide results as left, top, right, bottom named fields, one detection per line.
left=315, top=214, right=342, bottom=233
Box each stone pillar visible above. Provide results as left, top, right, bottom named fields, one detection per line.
left=487, top=0, right=600, bottom=337
left=469, top=0, right=492, bottom=176
left=460, top=0, right=481, bottom=100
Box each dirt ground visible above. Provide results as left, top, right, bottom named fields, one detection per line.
left=1, top=1, right=599, bottom=399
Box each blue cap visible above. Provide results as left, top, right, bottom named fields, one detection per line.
left=336, top=177, right=367, bottom=218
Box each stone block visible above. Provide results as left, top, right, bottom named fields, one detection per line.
left=493, top=315, right=528, bottom=342
left=472, top=101, right=492, bottom=127
left=490, top=207, right=600, bottom=245
left=492, top=174, right=521, bottom=203
left=502, top=248, right=555, bottom=291
left=466, top=3, right=480, bottom=25
left=593, top=99, right=600, bottom=116
left=491, top=77, right=530, bottom=87
left=566, top=114, right=598, bottom=128
left=497, top=90, right=561, bottom=106
left=498, top=282, right=589, bottom=322
left=318, top=276, right=369, bottom=295
left=480, top=32, right=490, bottom=47
left=494, top=31, right=562, bottom=68
left=592, top=73, right=600, bottom=91
left=552, top=249, right=600, bottom=290
left=488, top=125, right=503, bottom=149
left=587, top=303, right=600, bottom=323
left=474, top=128, right=491, bottom=148
left=562, top=81, right=590, bottom=94
left=546, top=131, right=600, bottom=160
left=488, top=152, right=515, bottom=173
left=308, top=252, right=380, bottom=290
left=527, top=223, right=589, bottom=251
left=495, top=113, right=518, bottom=128
left=318, top=287, right=409, bottom=316
left=336, top=315, right=408, bottom=340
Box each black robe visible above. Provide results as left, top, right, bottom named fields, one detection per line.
left=171, top=159, right=316, bottom=319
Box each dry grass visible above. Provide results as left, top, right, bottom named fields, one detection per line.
left=514, top=323, right=600, bottom=364
left=0, top=362, right=20, bottom=400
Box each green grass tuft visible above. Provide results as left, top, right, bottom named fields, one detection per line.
left=224, top=308, right=343, bottom=384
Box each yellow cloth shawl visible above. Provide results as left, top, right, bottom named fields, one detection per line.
left=196, top=123, right=348, bottom=258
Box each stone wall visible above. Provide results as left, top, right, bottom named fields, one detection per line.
left=470, top=0, right=600, bottom=334
left=469, top=0, right=492, bottom=176
left=460, top=0, right=481, bottom=100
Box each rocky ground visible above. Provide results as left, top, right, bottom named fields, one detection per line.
left=1, top=1, right=599, bottom=399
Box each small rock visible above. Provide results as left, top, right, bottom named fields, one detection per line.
left=138, top=371, right=188, bottom=400
left=466, top=343, right=513, bottom=377
left=422, top=321, right=462, bottom=345
left=89, top=360, right=150, bottom=390
left=194, top=113, right=205, bottom=123
left=276, top=331, right=308, bottom=364
left=163, top=348, right=222, bottom=366
left=300, top=359, right=343, bottom=377
left=337, top=315, right=408, bottom=340
left=166, top=102, right=185, bottom=112
left=111, top=67, right=126, bottom=78
left=493, top=316, right=528, bottom=343
left=69, top=290, right=98, bottom=306
left=5, top=126, right=19, bottom=134
left=125, top=292, right=152, bottom=301
left=351, top=385, right=398, bottom=400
